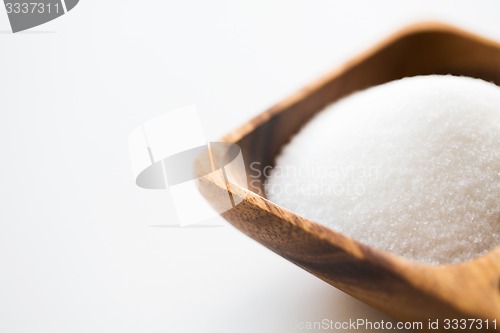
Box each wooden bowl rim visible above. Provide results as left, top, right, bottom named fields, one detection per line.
left=210, top=21, right=500, bottom=273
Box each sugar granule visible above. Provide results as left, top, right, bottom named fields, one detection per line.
left=265, top=75, right=500, bottom=265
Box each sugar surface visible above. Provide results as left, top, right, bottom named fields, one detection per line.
left=265, top=75, right=500, bottom=265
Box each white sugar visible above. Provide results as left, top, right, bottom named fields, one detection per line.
left=265, top=75, right=500, bottom=265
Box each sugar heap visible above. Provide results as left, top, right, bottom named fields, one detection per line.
left=265, top=75, right=500, bottom=265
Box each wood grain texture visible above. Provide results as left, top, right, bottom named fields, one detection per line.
left=196, top=22, right=500, bottom=330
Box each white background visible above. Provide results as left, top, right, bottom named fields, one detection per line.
left=0, top=1, right=499, bottom=332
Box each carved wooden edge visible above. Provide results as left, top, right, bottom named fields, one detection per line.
left=223, top=22, right=499, bottom=143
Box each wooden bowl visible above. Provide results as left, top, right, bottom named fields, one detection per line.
left=196, top=22, right=500, bottom=327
